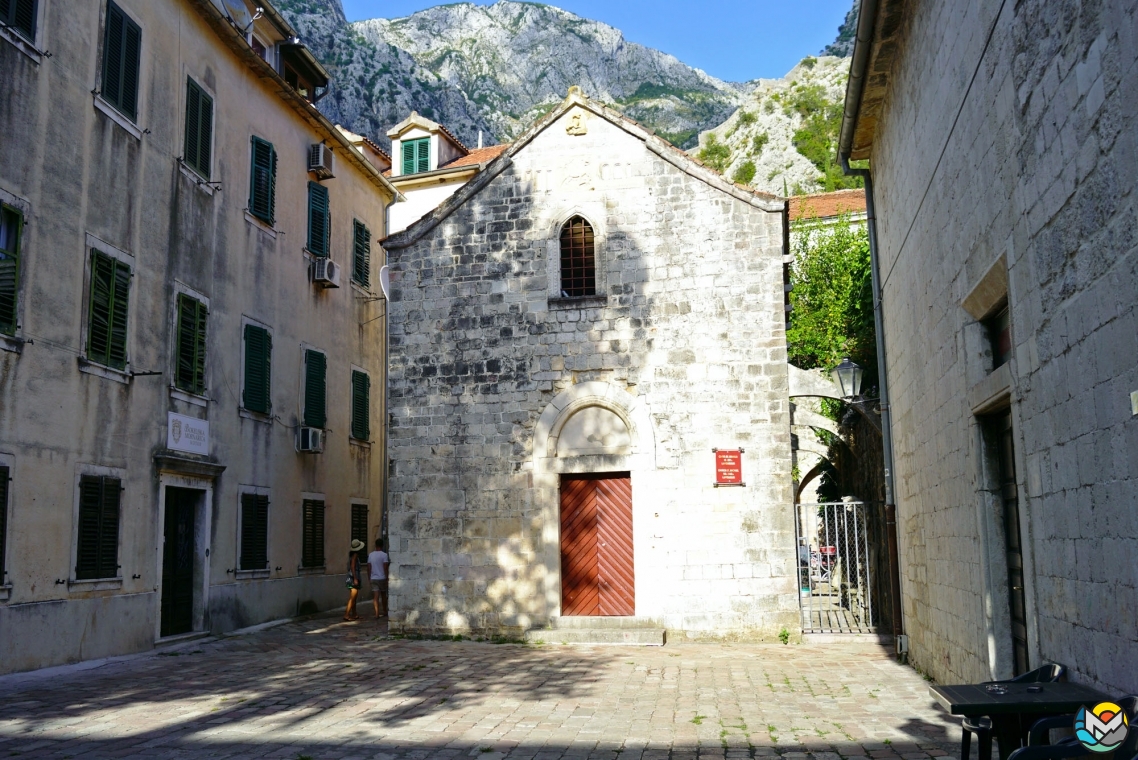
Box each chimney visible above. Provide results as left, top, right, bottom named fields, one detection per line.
left=477, top=131, right=483, bottom=149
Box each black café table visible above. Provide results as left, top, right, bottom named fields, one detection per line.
left=930, top=682, right=1111, bottom=760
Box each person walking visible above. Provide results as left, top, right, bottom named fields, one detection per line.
left=344, top=539, right=365, bottom=621
left=366, top=538, right=390, bottom=619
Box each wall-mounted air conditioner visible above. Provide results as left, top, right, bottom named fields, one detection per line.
left=308, top=143, right=334, bottom=180
left=311, top=258, right=341, bottom=288
left=296, top=427, right=324, bottom=453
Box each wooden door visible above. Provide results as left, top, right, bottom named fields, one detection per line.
left=161, top=488, right=197, bottom=637
left=560, top=473, right=634, bottom=616
left=992, top=412, right=1029, bottom=674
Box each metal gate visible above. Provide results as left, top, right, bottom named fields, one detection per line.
left=795, top=501, right=878, bottom=633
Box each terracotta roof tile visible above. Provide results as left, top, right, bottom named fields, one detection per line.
left=788, top=189, right=867, bottom=221
left=442, top=143, right=511, bottom=169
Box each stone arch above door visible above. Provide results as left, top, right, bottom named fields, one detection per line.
left=533, top=381, right=655, bottom=474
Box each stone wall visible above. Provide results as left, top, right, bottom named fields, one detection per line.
left=385, top=100, right=798, bottom=637
left=867, top=0, right=1138, bottom=690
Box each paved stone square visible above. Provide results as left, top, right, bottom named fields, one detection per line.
left=0, top=617, right=963, bottom=759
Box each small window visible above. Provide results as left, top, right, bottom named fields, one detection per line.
left=559, top=216, right=596, bottom=297
left=100, top=1, right=142, bottom=121
left=303, top=349, right=327, bottom=428
left=350, top=370, right=370, bottom=440
left=0, top=205, right=23, bottom=336
left=0, top=464, right=9, bottom=578
left=984, top=304, right=1011, bottom=370
left=183, top=78, right=213, bottom=178
left=248, top=136, right=277, bottom=225
left=242, top=324, right=272, bottom=414
left=86, top=249, right=131, bottom=369
left=306, top=182, right=329, bottom=257
left=401, top=137, right=429, bottom=175
left=301, top=499, right=325, bottom=568
left=352, top=220, right=370, bottom=287
left=250, top=35, right=267, bottom=60
left=175, top=294, right=207, bottom=395
left=351, top=503, right=368, bottom=547
left=76, top=475, right=120, bottom=580
left=1, top=0, right=37, bottom=43
left=239, top=493, right=269, bottom=571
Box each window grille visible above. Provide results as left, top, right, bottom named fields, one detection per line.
left=559, top=216, right=596, bottom=297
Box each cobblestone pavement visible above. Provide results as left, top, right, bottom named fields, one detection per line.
left=0, top=617, right=962, bottom=759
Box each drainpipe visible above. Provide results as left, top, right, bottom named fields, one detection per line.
left=841, top=155, right=904, bottom=641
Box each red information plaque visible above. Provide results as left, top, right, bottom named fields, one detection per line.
left=713, top=449, right=745, bottom=486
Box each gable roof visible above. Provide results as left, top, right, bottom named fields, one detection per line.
left=788, top=189, right=867, bottom=221
left=383, top=143, right=511, bottom=179
left=383, top=88, right=784, bottom=249
left=386, top=111, right=470, bottom=155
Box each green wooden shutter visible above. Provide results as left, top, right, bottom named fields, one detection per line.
left=175, top=295, right=207, bottom=394
left=352, top=220, right=370, bottom=286
left=184, top=80, right=213, bottom=178
left=416, top=138, right=430, bottom=173
left=1, top=0, right=37, bottom=42
left=401, top=140, right=415, bottom=175
left=0, top=466, right=8, bottom=577
left=350, top=370, right=370, bottom=440
left=306, top=182, right=329, bottom=257
left=242, top=324, right=272, bottom=414
left=303, top=350, right=327, bottom=428
left=351, top=503, right=368, bottom=546
left=87, top=251, right=114, bottom=365
left=240, top=493, right=269, bottom=571
left=76, top=476, right=120, bottom=580
left=302, top=499, right=325, bottom=567
left=108, top=258, right=130, bottom=369
left=101, top=2, right=141, bottom=120
left=249, top=137, right=277, bottom=225
left=0, top=207, right=21, bottom=336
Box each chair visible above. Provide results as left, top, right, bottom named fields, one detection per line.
left=960, top=664, right=1067, bottom=760
left=1008, top=696, right=1137, bottom=760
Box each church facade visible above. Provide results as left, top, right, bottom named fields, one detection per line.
left=382, top=90, right=798, bottom=638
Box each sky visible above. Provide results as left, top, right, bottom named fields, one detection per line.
left=339, top=1, right=853, bottom=83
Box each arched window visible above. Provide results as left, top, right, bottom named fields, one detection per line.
left=559, top=216, right=596, bottom=297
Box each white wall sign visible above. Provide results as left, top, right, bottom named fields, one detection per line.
left=167, top=412, right=209, bottom=455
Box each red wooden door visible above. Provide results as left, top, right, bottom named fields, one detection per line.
left=560, top=473, right=634, bottom=616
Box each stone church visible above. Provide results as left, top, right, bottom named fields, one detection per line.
left=382, top=89, right=797, bottom=639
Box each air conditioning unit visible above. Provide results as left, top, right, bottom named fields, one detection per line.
left=296, top=427, right=324, bottom=453
left=307, top=143, right=334, bottom=180
left=311, top=258, right=341, bottom=288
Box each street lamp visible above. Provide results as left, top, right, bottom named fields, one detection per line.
left=831, top=357, right=863, bottom=399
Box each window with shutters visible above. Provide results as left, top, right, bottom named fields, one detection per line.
left=0, top=463, right=9, bottom=582
left=183, top=78, right=213, bottom=179
left=239, top=492, right=269, bottom=572
left=303, top=349, right=327, bottom=429
left=401, top=137, right=430, bottom=175
left=86, top=249, right=131, bottom=370
left=248, top=136, right=277, bottom=225
left=559, top=216, right=596, bottom=297
left=174, top=294, right=207, bottom=395
left=306, top=182, right=330, bottom=257
left=350, top=369, right=370, bottom=441
left=351, top=503, right=368, bottom=547
left=242, top=323, right=272, bottom=415
left=351, top=220, right=370, bottom=287
left=0, top=206, right=22, bottom=337
left=1, top=0, right=37, bottom=43
left=100, top=1, right=141, bottom=121
left=301, top=499, right=325, bottom=568
left=75, top=475, right=121, bottom=580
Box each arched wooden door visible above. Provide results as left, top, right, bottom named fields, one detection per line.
left=560, top=472, right=634, bottom=616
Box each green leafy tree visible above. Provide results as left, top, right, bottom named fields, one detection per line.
left=786, top=84, right=863, bottom=192
left=698, top=133, right=732, bottom=173
left=787, top=213, right=877, bottom=393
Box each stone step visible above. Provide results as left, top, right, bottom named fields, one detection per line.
left=539, top=616, right=665, bottom=630
left=524, top=627, right=666, bottom=646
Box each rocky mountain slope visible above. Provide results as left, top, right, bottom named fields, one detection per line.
left=690, top=56, right=856, bottom=197
left=276, top=0, right=744, bottom=149
left=822, top=0, right=860, bottom=58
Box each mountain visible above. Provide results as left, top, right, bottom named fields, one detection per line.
left=690, top=56, right=859, bottom=197
left=276, top=0, right=745, bottom=149
left=821, top=0, right=859, bottom=58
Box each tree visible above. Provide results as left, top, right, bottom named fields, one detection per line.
left=786, top=213, right=877, bottom=394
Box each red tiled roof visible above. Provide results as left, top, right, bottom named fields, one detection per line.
left=384, top=143, right=511, bottom=178
left=788, top=189, right=867, bottom=221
